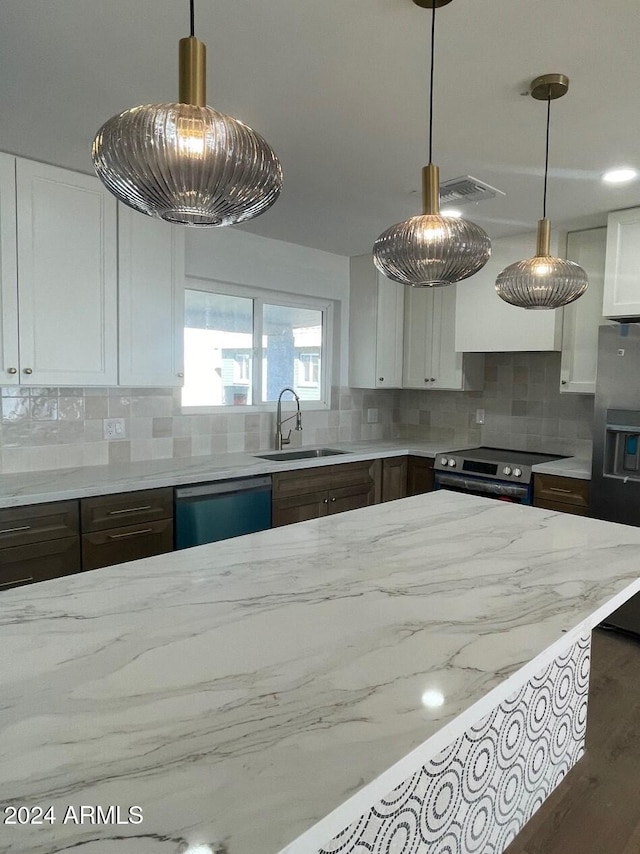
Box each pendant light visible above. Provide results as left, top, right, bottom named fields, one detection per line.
left=373, top=0, right=491, bottom=288
left=495, top=74, right=588, bottom=309
left=92, top=0, right=282, bottom=227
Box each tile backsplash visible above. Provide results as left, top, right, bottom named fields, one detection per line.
left=0, top=353, right=594, bottom=474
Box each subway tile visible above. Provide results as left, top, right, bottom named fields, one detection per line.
left=82, top=443, right=109, bottom=467
left=2, top=397, right=30, bottom=421
left=108, top=441, right=131, bottom=465
left=108, top=396, right=132, bottom=417
left=152, top=416, right=173, bottom=438
left=173, top=437, right=192, bottom=458
left=84, top=396, right=108, bottom=420
left=58, top=397, right=85, bottom=421
left=31, top=397, right=58, bottom=421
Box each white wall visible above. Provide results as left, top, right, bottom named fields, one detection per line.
left=186, top=227, right=351, bottom=385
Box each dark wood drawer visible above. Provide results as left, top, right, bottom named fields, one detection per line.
left=534, top=474, right=590, bottom=508
left=272, top=491, right=327, bottom=527
left=328, top=481, right=377, bottom=514
left=0, top=500, right=79, bottom=548
left=0, top=536, right=81, bottom=591
left=534, top=498, right=590, bottom=517
left=81, top=488, right=173, bottom=533
left=273, top=459, right=381, bottom=500
left=81, top=518, right=174, bottom=571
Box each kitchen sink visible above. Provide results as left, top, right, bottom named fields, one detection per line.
left=254, top=448, right=350, bottom=462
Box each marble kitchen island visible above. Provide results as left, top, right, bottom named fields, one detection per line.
left=1, top=492, right=640, bottom=854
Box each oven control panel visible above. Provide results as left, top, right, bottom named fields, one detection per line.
left=435, top=455, right=533, bottom=484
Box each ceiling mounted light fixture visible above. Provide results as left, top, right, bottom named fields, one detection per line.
left=373, top=0, right=491, bottom=288
left=92, top=0, right=282, bottom=227
left=495, top=74, right=588, bottom=310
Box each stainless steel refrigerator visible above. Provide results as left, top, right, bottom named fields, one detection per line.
left=592, top=324, right=640, bottom=637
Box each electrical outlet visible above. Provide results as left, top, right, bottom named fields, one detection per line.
left=103, top=417, right=126, bottom=440
left=367, top=408, right=379, bottom=424
left=475, top=408, right=485, bottom=425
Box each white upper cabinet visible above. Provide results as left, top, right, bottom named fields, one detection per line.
left=0, top=154, right=19, bottom=382
left=560, top=228, right=610, bottom=394
left=403, top=285, right=483, bottom=390
left=118, top=207, right=185, bottom=387
left=603, top=208, right=640, bottom=319
left=349, top=255, right=404, bottom=388
left=455, top=231, right=563, bottom=352
left=15, top=158, right=118, bottom=386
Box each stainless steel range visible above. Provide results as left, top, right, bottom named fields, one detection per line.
left=434, top=447, right=568, bottom=505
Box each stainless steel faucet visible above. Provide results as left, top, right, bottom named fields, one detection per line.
left=275, top=387, right=302, bottom=450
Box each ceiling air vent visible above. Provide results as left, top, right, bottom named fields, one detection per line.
left=439, top=175, right=505, bottom=206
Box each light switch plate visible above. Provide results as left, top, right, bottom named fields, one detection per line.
left=103, top=417, right=126, bottom=440
left=475, top=408, right=485, bottom=425
left=367, top=408, right=379, bottom=424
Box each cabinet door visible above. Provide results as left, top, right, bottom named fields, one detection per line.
left=455, top=231, right=563, bottom=352
left=118, top=207, right=185, bottom=387
left=0, top=153, right=19, bottom=384
left=403, top=287, right=433, bottom=388
left=272, top=491, right=328, bottom=527
left=16, top=158, right=118, bottom=386
left=0, top=536, right=81, bottom=592
left=375, top=277, right=404, bottom=387
left=328, top=481, right=377, bottom=514
left=431, top=286, right=466, bottom=389
left=561, top=228, right=608, bottom=394
left=82, top=518, right=174, bottom=571
left=381, top=456, right=408, bottom=502
left=407, top=456, right=434, bottom=495
left=603, top=208, right=640, bottom=319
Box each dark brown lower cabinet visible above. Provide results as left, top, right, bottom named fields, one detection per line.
left=407, top=455, right=434, bottom=495
left=0, top=536, right=81, bottom=591
left=82, top=519, right=174, bottom=571
left=272, top=459, right=381, bottom=527
left=80, top=488, right=174, bottom=571
left=533, top=474, right=590, bottom=517
left=381, top=456, right=408, bottom=502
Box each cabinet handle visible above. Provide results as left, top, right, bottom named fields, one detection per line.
left=561, top=380, right=567, bottom=385
left=548, top=486, right=573, bottom=494
left=330, top=497, right=336, bottom=502
left=0, top=577, right=33, bottom=589
left=430, top=377, right=436, bottom=382
left=323, top=498, right=329, bottom=504
left=7, top=367, right=17, bottom=375
left=0, top=525, right=31, bottom=535
left=107, top=527, right=154, bottom=540
left=378, top=377, right=384, bottom=382
left=424, top=378, right=429, bottom=383
left=23, top=368, right=33, bottom=375
left=107, top=505, right=152, bottom=516
left=177, top=372, right=184, bottom=378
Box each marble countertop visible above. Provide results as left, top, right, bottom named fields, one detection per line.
left=0, top=440, right=590, bottom=508
left=531, top=456, right=592, bottom=481
left=1, top=491, right=637, bottom=854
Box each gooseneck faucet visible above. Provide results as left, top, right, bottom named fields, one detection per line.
left=275, top=387, right=302, bottom=450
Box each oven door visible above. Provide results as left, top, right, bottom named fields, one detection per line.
left=434, top=471, right=532, bottom=505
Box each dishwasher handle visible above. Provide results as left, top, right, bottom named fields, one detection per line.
left=175, top=477, right=271, bottom=500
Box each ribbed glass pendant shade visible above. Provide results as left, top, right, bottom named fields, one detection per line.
left=92, top=103, right=282, bottom=226
left=495, top=255, right=588, bottom=309
left=373, top=212, right=491, bottom=287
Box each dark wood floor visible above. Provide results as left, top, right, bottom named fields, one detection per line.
left=506, top=628, right=640, bottom=854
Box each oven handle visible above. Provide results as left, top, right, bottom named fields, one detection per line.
left=435, top=472, right=530, bottom=499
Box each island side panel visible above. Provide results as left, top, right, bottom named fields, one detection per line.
left=315, top=634, right=591, bottom=854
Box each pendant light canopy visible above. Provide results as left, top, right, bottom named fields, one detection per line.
left=373, top=0, right=491, bottom=288
left=495, top=74, right=588, bottom=309
left=92, top=1, right=282, bottom=227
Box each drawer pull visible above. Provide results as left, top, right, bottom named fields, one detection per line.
left=330, top=497, right=337, bottom=502
left=548, top=486, right=573, bottom=494
left=107, top=505, right=153, bottom=516
left=107, top=528, right=154, bottom=540
left=0, top=577, right=33, bottom=588
left=0, top=525, right=31, bottom=535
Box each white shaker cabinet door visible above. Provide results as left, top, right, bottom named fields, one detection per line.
left=375, top=276, right=405, bottom=387
left=430, top=285, right=465, bottom=389
left=118, top=207, right=185, bottom=387
left=560, top=228, right=609, bottom=394
left=603, top=208, right=640, bottom=319
left=403, top=287, right=434, bottom=389
left=0, top=153, right=19, bottom=384
left=15, top=159, right=118, bottom=386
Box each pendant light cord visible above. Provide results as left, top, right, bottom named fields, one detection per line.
left=543, top=96, right=551, bottom=219
left=428, top=3, right=436, bottom=164
left=189, top=0, right=195, bottom=37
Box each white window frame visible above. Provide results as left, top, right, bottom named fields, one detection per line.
left=182, top=276, right=333, bottom=413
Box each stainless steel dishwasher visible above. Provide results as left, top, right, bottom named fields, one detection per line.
left=174, top=476, right=272, bottom=549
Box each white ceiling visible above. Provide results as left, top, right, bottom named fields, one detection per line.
left=2, top=0, right=639, bottom=257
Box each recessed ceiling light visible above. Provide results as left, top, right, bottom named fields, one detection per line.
left=441, top=208, right=462, bottom=218
left=602, top=168, right=638, bottom=184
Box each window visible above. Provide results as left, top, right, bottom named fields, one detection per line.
left=182, top=281, right=331, bottom=410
